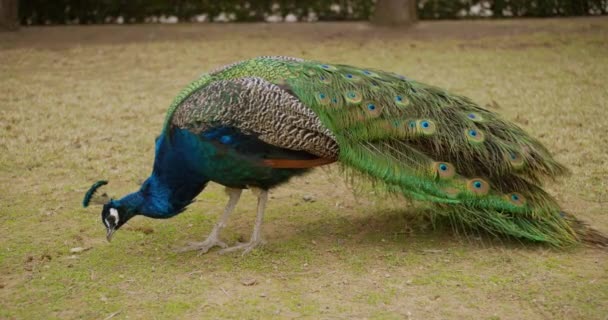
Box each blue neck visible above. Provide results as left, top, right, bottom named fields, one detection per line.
left=116, top=175, right=207, bottom=219
left=116, top=131, right=209, bottom=219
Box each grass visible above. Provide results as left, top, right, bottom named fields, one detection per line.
left=1, top=18, right=608, bottom=319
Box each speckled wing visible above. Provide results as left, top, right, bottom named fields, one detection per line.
left=170, top=77, right=339, bottom=160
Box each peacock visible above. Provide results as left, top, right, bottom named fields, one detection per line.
left=83, top=56, right=607, bottom=254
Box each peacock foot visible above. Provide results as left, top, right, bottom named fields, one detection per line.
left=175, top=237, right=228, bottom=255
left=218, top=238, right=265, bottom=256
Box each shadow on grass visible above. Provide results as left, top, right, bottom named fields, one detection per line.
left=289, top=207, right=552, bottom=251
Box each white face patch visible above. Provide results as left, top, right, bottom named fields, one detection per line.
left=109, top=208, right=119, bottom=222
left=105, top=208, right=120, bottom=227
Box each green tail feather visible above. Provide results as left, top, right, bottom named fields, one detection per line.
left=166, top=56, right=606, bottom=247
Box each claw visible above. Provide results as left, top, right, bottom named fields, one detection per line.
left=175, top=188, right=243, bottom=255
left=218, top=239, right=265, bottom=256
left=175, top=238, right=227, bottom=254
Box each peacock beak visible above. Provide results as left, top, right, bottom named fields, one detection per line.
left=106, top=227, right=115, bottom=242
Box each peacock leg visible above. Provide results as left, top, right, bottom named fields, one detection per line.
left=176, top=187, right=242, bottom=255
left=219, top=187, right=268, bottom=255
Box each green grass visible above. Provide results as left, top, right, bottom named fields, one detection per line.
left=1, top=18, right=608, bottom=319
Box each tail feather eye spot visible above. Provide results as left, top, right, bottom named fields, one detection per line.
left=395, top=95, right=409, bottom=107
left=319, top=75, right=331, bottom=84
left=319, top=64, right=338, bottom=72
left=505, top=192, right=526, bottom=206
left=507, top=152, right=525, bottom=168
left=343, top=73, right=359, bottom=81
left=316, top=92, right=330, bottom=105
left=344, top=91, right=363, bottom=104
left=467, top=178, right=490, bottom=195
left=417, top=119, right=436, bottom=135
left=467, top=112, right=484, bottom=122
left=433, top=162, right=455, bottom=179
left=465, top=128, right=485, bottom=143
left=406, top=120, right=417, bottom=132
left=361, top=70, right=382, bottom=78
left=364, top=102, right=382, bottom=117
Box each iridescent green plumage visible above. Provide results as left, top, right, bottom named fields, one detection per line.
left=163, top=56, right=606, bottom=247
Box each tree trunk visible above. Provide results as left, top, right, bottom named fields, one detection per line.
left=0, top=0, right=19, bottom=31
left=372, top=0, right=417, bottom=26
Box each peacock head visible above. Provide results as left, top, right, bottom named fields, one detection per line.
left=100, top=200, right=136, bottom=241
left=83, top=180, right=136, bottom=242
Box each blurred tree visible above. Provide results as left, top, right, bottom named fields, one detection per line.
left=15, top=0, right=608, bottom=25
left=0, top=0, right=19, bottom=30
left=372, top=0, right=417, bottom=25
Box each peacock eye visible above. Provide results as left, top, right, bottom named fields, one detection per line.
left=434, top=162, right=455, bottom=179
left=505, top=192, right=526, bottom=206
left=466, top=112, right=483, bottom=122
left=467, top=178, right=490, bottom=195
left=465, top=128, right=485, bottom=143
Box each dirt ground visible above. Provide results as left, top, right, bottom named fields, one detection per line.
left=1, top=18, right=607, bottom=319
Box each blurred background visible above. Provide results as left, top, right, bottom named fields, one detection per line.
left=1, top=0, right=607, bottom=29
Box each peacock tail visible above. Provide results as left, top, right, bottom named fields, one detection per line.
left=162, top=56, right=605, bottom=247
